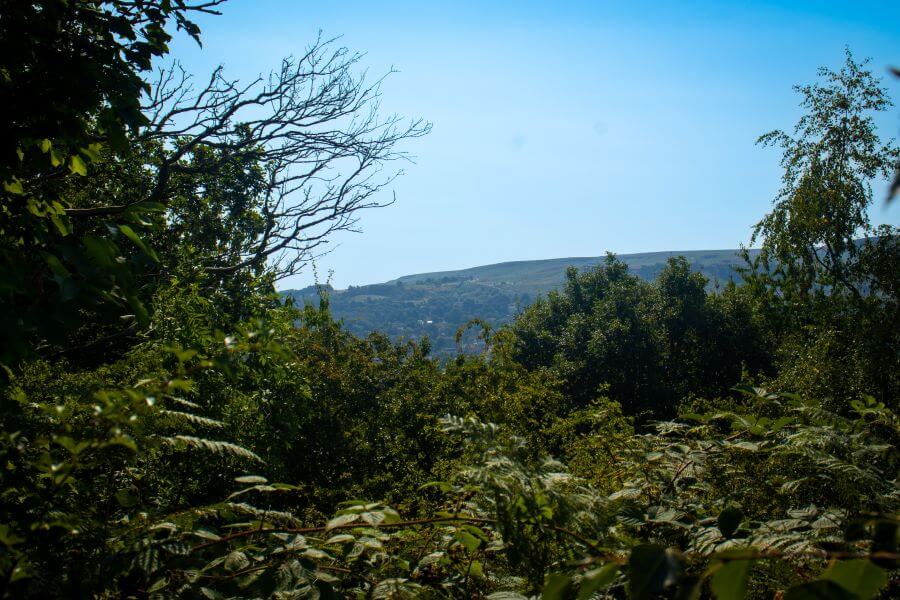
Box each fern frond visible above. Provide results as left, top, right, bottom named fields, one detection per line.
left=227, top=502, right=303, bottom=526
left=162, top=435, right=263, bottom=463
left=166, top=396, right=201, bottom=409
left=161, top=410, right=224, bottom=429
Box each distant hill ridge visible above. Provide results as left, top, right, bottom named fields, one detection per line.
left=388, top=248, right=757, bottom=293
left=283, top=248, right=758, bottom=354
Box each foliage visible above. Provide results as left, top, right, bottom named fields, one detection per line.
left=742, top=49, right=900, bottom=412
left=0, top=322, right=285, bottom=595
left=0, top=0, right=225, bottom=367
left=21, top=401, right=891, bottom=599
left=0, top=4, right=427, bottom=370
left=0, top=1, right=898, bottom=598
left=509, top=255, right=771, bottom=420
left=751, top=49, right=898, bottom=302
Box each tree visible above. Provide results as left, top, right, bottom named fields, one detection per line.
left=508, top=256, right=768, bottom=419
left=1, top=10, right=428, bottom=368
left=0, top=0, right=227, bottom=368
left=746, top=51, right=900, bottom=409
left=0, top=0, right=225, bottom=178
left=889, top=65, right=900, bottom=202
left=134, top=39, right=430, bottom=280
left=509, top=256, right=664, bottom=416
left=751, top=49, right=899, bottom=301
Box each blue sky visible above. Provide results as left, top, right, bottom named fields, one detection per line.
left=169, top=1, right=900, bottom=289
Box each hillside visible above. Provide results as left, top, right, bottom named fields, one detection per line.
left=283, top=248, right=757, bottom=354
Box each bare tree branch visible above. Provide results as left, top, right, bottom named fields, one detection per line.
left=79, top=35, right=430, bottom=281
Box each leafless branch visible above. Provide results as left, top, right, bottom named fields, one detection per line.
left=130, top=34, right=429, bottom=280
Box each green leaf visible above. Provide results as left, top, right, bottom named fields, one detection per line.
left=542, top=573, right=573, bottom=600
left=731, top=441, right=759, bottom=451
left=469, top=560, right=484, bottom=578
left=628, top=544, right=682, bottom=600
left=200, top=587, right=226, bottom=600
left=461, top=524, right=490, bottom=541
left=118, top=224, right=158, bottom=261
left=313, top=570, right=340, bottom=584
left=82, top=235, right=116, bottom=267
left=457, top=530, right=481, bottom=553
left=2, top=178, right=24, bottom=195
left=822, top=560, right=888, bottom=600
left=0, top=524, right=24, bottom=547
left=324, top=534, right=355, bottom=544
left=173, top=348, right=198, bottom=363
left=147, top=577, right=169, bottom=592
left=717, top=506, right=743, bottom=539
left=9, top=563, right=30, bottom=583
left=302, top=548, right=331, bottom=560
left=784, top=580, right=856, bottom=600
left=69, top=154, right=87, bottom=176
left=127, top=294, right=150, bottom=327
left=325, top=513, right=359, bottom=530
left=41, top=253, right=70, bottom=279
left=578, top=563, right=620, bottom=599
left=192, top=529, right=221, bottom=541
left=234, top=475, right=267, bottom=484
left=80, top=143, right=103, bottom=162
left=710, top=559, right=754, bottom=600
left=50, top=213, right=71, bottom=236
left=223, top=550, right=249, bottom=572
left=418, top=481, right=453, bottom=492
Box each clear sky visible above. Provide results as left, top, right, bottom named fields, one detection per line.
left=168, top=1, right=900, bottom=289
